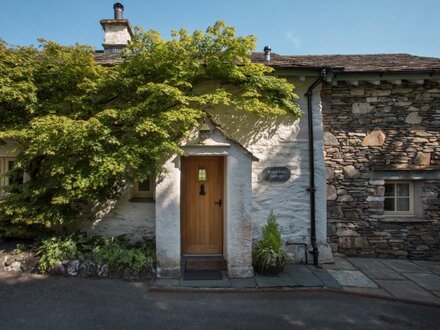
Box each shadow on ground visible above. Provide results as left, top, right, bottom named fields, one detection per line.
left=0, top=272, right=439, bottom=330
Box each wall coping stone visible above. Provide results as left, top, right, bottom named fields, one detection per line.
left=372, top=170, right=440, bottom=180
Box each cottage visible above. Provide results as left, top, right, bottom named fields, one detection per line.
left=1, top=3, right=439, bottom=279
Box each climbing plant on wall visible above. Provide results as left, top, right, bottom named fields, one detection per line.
left=0, top=22, right=300, bottom=235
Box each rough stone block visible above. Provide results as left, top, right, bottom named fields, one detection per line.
left=355, top=237, right=369, bottom=248
left=371, top=90, right=392, bottom=96
left=350, top=88, right=364, bottom=96
left=324, top=132, right=339, bottom=146
left=413, top=152, right=431, bottom=166
left=327, top=184, right=337, bottom=201
left=337, top=194, right=353, bottom=202
left=405, top=112, right=422, bottom=124
left=326, top=167, right=334, bottom=180
left=352, top=103, right=374, bottom=114
left=343, top=165, right=360, bottom=179
left=361, top=130, right=386, bottom=146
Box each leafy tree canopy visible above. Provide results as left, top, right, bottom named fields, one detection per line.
left=0, top=22, right=300, bottom=235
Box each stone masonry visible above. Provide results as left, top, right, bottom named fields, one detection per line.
left=322, top=80, right=440, bottom=259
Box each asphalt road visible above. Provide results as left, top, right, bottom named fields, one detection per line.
left=0, top=273, right=439, bottom=330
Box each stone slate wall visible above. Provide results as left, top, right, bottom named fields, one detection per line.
left=322, top=80, right=440, bottom=259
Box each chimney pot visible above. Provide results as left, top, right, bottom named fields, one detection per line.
left=264, top=46, right=271, bottom=62
left=113, top=2, right=124, bottom=19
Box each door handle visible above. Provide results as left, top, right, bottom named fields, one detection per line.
left=214, top=199, right=222, bottom=207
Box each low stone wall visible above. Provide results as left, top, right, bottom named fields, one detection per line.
left=322, top=80, right=440, bottom=259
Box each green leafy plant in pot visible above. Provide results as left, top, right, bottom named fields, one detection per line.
left=253, top=211, right=287, bottom=276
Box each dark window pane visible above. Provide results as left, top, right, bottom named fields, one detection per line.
left=384, top=183, right=394, bottom=197
left=384, top=197, right=395, bottom=211
left=397, top=198, right=410, bottom=211
left=138, top=179, right=150, bottom=192
left=397, top=183, right=409, bottom=197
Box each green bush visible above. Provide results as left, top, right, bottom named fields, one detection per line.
left=92, top=238, right=155, bottom=272
left=253, top=211, right=287, bottom=274
left=35, top=233, right=155, bottom=274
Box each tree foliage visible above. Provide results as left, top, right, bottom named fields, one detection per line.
left=0, top=22, right=300, bottom=235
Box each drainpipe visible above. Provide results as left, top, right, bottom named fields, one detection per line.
left=305, top=69, right=326, bottom=266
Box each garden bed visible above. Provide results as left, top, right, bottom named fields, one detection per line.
left=0, top=235, right=155, bottom=281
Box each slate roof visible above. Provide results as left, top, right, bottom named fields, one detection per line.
left=94, top=51, right=440, bottom=73
left=250, top=53, right=440, bottom=72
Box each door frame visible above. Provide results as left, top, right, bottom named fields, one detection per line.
left=180, top=155, right=226, bottom=256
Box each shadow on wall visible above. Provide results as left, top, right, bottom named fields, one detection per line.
left=208, top=107, right=300, bottom=149
left=207, top=107, right=312, bottom=252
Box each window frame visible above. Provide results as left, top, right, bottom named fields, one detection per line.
left=1, top=157, right=19, bottom=197
left=384, top=181, right=414, bottom=216
left=132, top=176, right=154, bottom=198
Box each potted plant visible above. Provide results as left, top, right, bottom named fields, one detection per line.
left=253, top=211, right=287, bottom=276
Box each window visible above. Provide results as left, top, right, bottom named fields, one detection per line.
left=132, top=176, right=154, bottom=198
left=384, top=181, right=413, bottom=215
left=0, top=157, right=24, bottom=197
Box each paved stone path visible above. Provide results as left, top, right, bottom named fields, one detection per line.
left=152, top=258, right=440, bottom=305
left=323, top=257, right=440, bottom=304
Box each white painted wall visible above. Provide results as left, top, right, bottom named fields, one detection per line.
left=155, top=125, right=254, bottom=278
left=103, top=24, right=131, bottom=45
left=209, top=78, right=332, bottom=263
left=87, top=186, right=155, bottom=242
left=85, top=76, right=333, bottom=269
left=155, top=156, right=181, bottom=278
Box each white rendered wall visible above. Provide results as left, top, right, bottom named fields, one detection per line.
left=86, top=76, right=333, bottom=265
left=103, top=24, right=131, bottom=45
left=209, top=77, right=332, bottom=263
left=87, top=187, right=155, bottom=242
left=155, top=156, right=181, bottom=278
left=155, top=126, right=254, bottom=278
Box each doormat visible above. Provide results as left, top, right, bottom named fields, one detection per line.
left=183, top=270, right=223, bottom=281
left=185, top=259, right=226, bottom=271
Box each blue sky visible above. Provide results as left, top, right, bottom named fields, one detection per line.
left=1, top=0, right=439, bottom=57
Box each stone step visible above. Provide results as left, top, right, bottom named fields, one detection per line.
left=184, top=256, right=227, bottom=271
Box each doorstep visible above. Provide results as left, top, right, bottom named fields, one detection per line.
left=149, top=264, right=337, bottom=290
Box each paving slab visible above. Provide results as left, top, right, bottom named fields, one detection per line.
left=230, top=278, right=257, bottom=288
left=327, top=270, right=378, bottom=288
left=150, top=278, right=180, bottom=288
left=347, top=258, right=404, bottom=280
left=255, top=273, right=297, bottom=288
left=342, top=287, right=391, bottom=297
left=180, top=278, right=231, bottom=288
left=378, top=259, right=430, bottom=274
left=403, top=273, right=440, bottom=291
left=376, top=280, right=440, bottom=304
left=322, top=257, right=357, bottom=270
left=284, top=265, right=323, bottom=287
left=307, top=266, right=341, bottom=288
left=433, top=291, right=440, bottom=298
left=412, top=260, right=440, bottom=275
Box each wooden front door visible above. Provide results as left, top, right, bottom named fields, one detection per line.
left=181, top=156, right=224, bottom=254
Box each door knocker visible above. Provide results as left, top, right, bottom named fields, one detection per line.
left=199, top=183, right=206, bottom=195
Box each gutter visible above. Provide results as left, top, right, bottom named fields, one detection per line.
left=305, top=69, right=326, bottom=266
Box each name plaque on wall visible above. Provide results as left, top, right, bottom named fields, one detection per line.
left=263, top=167, right=291, bottom=182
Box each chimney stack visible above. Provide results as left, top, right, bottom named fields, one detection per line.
left=264, top=46, right=271, bottom=62
left=114, top=2, right=124, bottom=19
left=100, top=3, right=133, bottom=53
